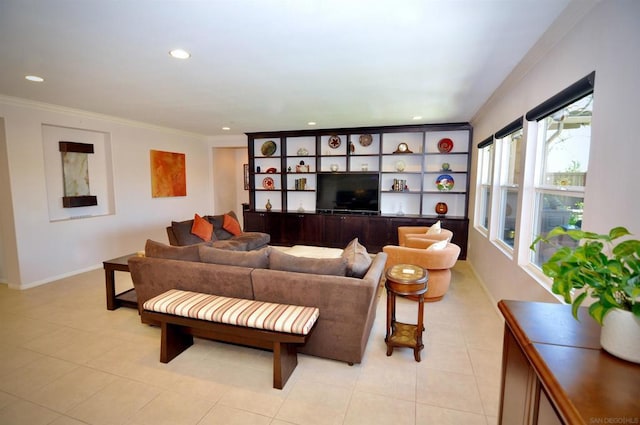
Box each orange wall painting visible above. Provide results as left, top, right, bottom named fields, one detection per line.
left=150, top=150, right=186, bottom=197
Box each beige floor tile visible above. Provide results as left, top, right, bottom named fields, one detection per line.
left=416, top=403, right=488, bottom=425
left=276, top=381, right=352, bottom=425
left=198, top=404, right=272, bottom=425
left=49, top=416, right=92, bottom=425
left=416, top=369, right=484, bottom=414
left=0, top=344, right=45, bottom=377
left=130, top=390, right=216, bottom=425
left=417, top=341, right=474, bottom=375
left=29, top=366, right=118, bottom=413
left=0, top=399, right=61, bottom=425
left=0, top=356, right=78, bottom=399
left=296, top=355, right=362, bottom=390
left=218, top=386, right=287, bottom=417
left=0, top=391, right=19, bottom=409
left=66, top=377, right=161, bottom=425
left=343, top=391, right=415, bottom=425
left=475, top=373, right=502, bottom=418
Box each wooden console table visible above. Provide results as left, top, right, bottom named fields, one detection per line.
left=103, top=253, right=139, bottom=310
left=498, top=300, right=640, bottom=425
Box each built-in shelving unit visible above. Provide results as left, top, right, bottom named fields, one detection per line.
left=245, top=123, right=472, bottom=257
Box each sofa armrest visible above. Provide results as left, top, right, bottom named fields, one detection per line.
left=382, top=244, right=460, bottom=270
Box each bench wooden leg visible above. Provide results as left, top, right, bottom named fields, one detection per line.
left=160, top=322, right=193, bottom=363
left=273, top=342, right=298, bottom=389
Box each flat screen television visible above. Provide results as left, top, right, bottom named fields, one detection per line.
left=316, top=173, right=379, bottom=214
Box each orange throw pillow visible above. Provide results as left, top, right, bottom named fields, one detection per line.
left=191, top=213, right=213, bottom=242
left=223, top=213, right=242, bottom=236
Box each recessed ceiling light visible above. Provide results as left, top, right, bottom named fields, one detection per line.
left=222, top=127, right=230, bottom=131
left=412, top=116, right=423, bottom=120
left=25, top=75, right=44, bottom=82
left=307, top=122, right=317, bottom=126
left=169, top=49, right=191, bottom=59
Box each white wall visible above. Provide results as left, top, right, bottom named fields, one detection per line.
left=208, top=135, right=249, bottom=227
left=468, top=0, right=640, bottom=304
left=0, top=97, right=213, bottom=288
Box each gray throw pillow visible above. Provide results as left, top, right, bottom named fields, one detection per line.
left=342, top=238, right=372, bottom=278
left=171, top=219, right=204, bottom=246
left=198, top=245, right=270, bottom=268
left=145, top=239, right=200, bottom=262
left=269, top=248, right=347, bottom=276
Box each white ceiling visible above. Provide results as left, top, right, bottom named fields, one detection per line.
left=0, top=0, right=571, bottom=136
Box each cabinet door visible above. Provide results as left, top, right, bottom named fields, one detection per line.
left=323, top=215, right=368, bottom=248
left=243, top=212, right=283, bottom=244
left=362, top=217, right=391, bottom=253
left=281, top=213, right=322, bottom=246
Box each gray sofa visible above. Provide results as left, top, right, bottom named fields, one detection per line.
left=128, top=239, right=387, bottom=365
left=167, top=211, right=270, bottom=250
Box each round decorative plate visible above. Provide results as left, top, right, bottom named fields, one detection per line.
left=265, top=167, right=277, bottom=174
left=436, top=174, right=455, bottom=191
left=437, top=138, right=454, bottom=153
left=359, top=134, right=373, bottom=147
left=261, top=140, right=277, bottom=156
left=262, top=176, right=275, bottom=190
left=328, top=135, right=341, bottom=149
left=395, top=160, right=406, bottom=171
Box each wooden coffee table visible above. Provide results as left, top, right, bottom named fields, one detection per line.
left=385, top=264, right=428, bottom=362
left=103, top=253, right=139, bottom=310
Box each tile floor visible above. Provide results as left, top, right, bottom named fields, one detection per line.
left=0, top=260, right=504, bottom=425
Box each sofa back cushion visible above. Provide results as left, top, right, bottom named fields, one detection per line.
left=171, top=219, right=206, bottom=246
left=269, top=248, right=347, bottom=276
left=208, top=210, right=240, bottom=240
left=342, top=238, right=372, bottom=278
left=145, top=239, right=200, bottom=262
left=199, top=245, right=270, bottom=268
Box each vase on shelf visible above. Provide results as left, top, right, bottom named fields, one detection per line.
left=265, top=199, right=272, bottom=211
left=435, top=202, right=448, bottom=216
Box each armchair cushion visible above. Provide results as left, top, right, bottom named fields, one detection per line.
left=398, top=226, right=453, bottom=246
left=426, top=220, right=441, bottom=234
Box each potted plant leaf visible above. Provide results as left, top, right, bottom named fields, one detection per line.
left=531, top=226, right=640, bottom=363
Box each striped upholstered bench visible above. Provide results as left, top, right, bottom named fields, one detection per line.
left=142, top=289, right=319, bottom=389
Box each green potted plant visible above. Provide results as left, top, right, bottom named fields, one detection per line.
left=531, top=226, right=640, bottom=363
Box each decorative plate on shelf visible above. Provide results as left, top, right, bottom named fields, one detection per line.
left=437, top=138, right=454, bottom=153
left=266, top=167, right=277, bottom=174
left=359, top=134, right=373, bottom=147
left=436, top=174, right=455, bottom=191
left=261, top=140, right=277, bottom=156
left=262, top=176, right=275, bottom=190
left=328, top=135, right=341, bottom=149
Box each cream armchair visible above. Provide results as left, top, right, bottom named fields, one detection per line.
left=397, top=226, right=453, bottom=246
left=383, top=238, right=461, bottom=301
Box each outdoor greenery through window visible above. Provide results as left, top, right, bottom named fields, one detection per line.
left=477, top=144, right=493, bottom=231
left=497, top=129, right=522, bottom=248
left=531, top=93, right=593, bottom=267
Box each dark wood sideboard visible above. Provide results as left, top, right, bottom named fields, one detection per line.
left=243, top=211, right=468, bottom=258
left=498, top=300, right=640, bottom=425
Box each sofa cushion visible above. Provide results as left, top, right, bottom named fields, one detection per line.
left=211, top=239, right=248, bottom=251
left=145, top=239, right=201, bottom=262
left=208, top=210, right=239, bottom=240
left=426, top=220, right=442, bottom=235
left=342, top=238, right=372, bottom=278
left=223, top=213, right=242, bottom=236
left=426, top=239, right=448, bottom=251
left=199, top=245, right=270, bottom=268
left=231, top=232, right=271, bottom=250
left=269, top=248, right=347, bottom=276
left=191, top=213, right=213, bottom=242
left=171, top=219, right=205, bottom=246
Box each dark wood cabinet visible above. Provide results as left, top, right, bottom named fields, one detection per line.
left=244, top=211, right=468, bottom=258
left=498, top=300, right=640, bottom=424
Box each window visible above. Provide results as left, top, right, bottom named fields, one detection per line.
left=476, top=137, right=494, bottom=232
left=530, top=92, right=593, bottom=267
left=497, top=128, right=523, bottom=248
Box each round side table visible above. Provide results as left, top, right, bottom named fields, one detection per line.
left=385, top=264, right=428, bottom=362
